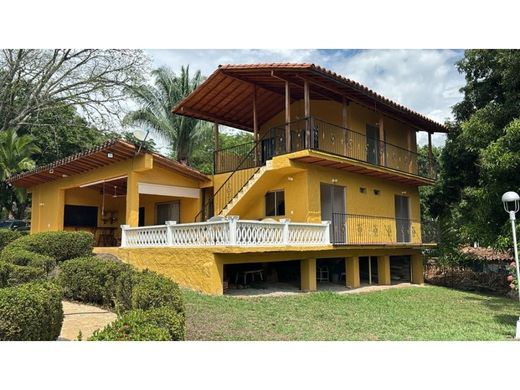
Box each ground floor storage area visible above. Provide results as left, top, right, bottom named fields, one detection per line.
left=222, top=254, right=421, bottom=295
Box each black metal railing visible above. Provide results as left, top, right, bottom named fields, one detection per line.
left=214, top=116, right=435, bottom=179
left=330, top=213, right=438, bottom=245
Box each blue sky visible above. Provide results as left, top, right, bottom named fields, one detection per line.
left=147, top=49, right=466, bottom=147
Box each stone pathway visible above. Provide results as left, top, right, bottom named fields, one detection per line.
left=59, top=301, right=117, bottom=341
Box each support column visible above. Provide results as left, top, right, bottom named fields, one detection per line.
left=304, top=79, right=310, bottom=149
left=345, top=256, right=360, bottom=289
left=427, top=132, right=433, bottom=176
left=214, top=122, right=220, bottom=172
left=377, top=255, right=391, bottom=285
left=285, top=81, right=291, bottom=152
left=342, top=97, right=349, bottom=157
left=55, top=189, right=65, bottom=230
left=253, top=85, right=259, bottom=164
left=411, top=254, right=424, bottom=284
left=379, top=116, right=386, bottom=166
left=125, top=172, right=139, bottom=227
left=300, top=258, right=317, bottom=292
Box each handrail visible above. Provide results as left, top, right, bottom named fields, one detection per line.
left=195, top=129, right=273, bottom=222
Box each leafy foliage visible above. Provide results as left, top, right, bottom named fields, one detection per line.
left=89, top=307, right=184, bottom=341
left=2, top=231, right=94, bottom=264
left=0, top=282, right=63, bottom=341
left=124, top=66, right=203, bottom=163
left=425, top=50, right=520, bottom=263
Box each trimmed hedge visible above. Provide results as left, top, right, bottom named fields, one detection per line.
left=1, top=248, right=56, bottom=273
left=130, top=270, right=185, bottom=317
left=58, top=256, right=132, bottom=307
left=1, top=231, right=94, bottom=264
left=89, top=307, right=185, bottom=341
left=0, top=282, right=63, bottom=341
left=0, top=261, right=46, bottom=288
left=0, top=229, right=25, bottom=252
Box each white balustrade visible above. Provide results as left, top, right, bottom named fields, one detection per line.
left=120, top=218, right=330, bottom=248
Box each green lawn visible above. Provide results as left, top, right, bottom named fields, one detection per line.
left=184, top=285, right=519, bottom=340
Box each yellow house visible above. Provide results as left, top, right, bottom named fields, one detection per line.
left=8, top=63, right=446, bottom=295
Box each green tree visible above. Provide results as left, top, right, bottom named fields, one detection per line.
left=426, top=50, right=520, bottom=256
left=0, top=129, right=40, bottom=218
left=124, top=66, right=203, bottom=163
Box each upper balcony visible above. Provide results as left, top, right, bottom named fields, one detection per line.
left=215, top=116, right=434, bottom=181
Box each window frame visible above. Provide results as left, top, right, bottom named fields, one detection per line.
left=265, top=189, right=285, bottom=217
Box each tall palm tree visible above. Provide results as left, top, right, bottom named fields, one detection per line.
left=124, top=66, right=204, bottom=163
left=0, top=129, right=40, bottom=218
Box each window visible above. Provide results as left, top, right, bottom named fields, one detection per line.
left=155, top=201, right=180, bottom=225
left=265, top=190, right=285, bottom=216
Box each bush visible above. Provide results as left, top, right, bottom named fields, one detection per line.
left=57, top=256, right=132, bottom=307
left=0, top=262, right=46, bottom=288
left=90, top=307, right=185, bottom=341
left=0, top=229, right=25, bottom=252
left=0, top=282, right=63, bottom=340
left=1, top=247, right=55, bottom=273
left=130, top=270, right=185, bottom=317
left=2, top=231, right=94, bottom=264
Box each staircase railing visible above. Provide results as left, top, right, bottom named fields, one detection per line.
left=195, top=131, right=270, bottom=222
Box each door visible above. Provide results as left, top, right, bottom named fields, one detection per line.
left=320, top=183, right=346, bottom=243
left=156, top=201, right=180, bottom=225
left=138, top=207, right=145, bottom=227
left=395, top=195, right=410, bottom=242
left=366, top=124, right=380, bottom=165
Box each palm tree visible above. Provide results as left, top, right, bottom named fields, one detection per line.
left=124, top=66, right=204, bottom=163
left=0, top=129, right=40, bottom=218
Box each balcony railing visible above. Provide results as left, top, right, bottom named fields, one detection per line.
left=120, top=218, right=331, bottom=248
left=330, top=213, right=438, bottom=245
left=214, top=116, right=434, bottom=179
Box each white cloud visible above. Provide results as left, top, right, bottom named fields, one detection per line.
left=146, top=49, right=465, bottom=147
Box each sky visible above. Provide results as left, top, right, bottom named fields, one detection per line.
left=147, top=49, right=465, bottom=148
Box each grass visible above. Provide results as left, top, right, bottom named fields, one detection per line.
left=184, top=285, right=519, bottom=341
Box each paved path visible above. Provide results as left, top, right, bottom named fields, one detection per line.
left=59, top=301, right=117, bottom=341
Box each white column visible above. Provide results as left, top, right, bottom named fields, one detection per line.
left=165, top=220, right=176, bottom=246
left=120, top=224, right=129, bottom=247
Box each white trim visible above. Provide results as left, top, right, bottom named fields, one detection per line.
left=138, top=182, right=200, bottom=198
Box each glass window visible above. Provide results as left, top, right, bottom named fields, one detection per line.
left=265, top=190, right=285, bottom=217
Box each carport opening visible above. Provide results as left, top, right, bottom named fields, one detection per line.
left=390, top=255, right=411, bottom=283
left=359, top=256, right=378, bottom=285
left=223, top=260, right=301, bottom=293
left=316, top=259, right=345, bottom=287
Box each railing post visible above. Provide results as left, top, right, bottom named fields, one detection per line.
left=165, top=221, right=176, bottom=246
left=323, top=220, right=331, bottom=244
left=280, top=218, right=290, bottom=245
left=120, top=224, right=129, bottom=247
left=228, top=216, right=238, bottom=245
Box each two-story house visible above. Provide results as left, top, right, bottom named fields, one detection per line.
left=8, top=63, right=446, bottom=295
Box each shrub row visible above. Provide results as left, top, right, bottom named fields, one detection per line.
left=0, top=262, right=46, bottom=288
left=57, top=257, right=185, bottom=317
left=1, top=231, right=94, bottom=264
left=0, top=229, right=26, bottom=252
left=0, top=282, right=64, bottom=341
left=90, top=307, right=185, bottom=341
left=56, top=256, right=186, bottom=341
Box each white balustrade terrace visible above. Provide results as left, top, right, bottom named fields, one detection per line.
left=120, top=217, right=330, bottom=248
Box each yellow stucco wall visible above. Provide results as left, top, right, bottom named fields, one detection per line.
left=29, top=153, right=204, bottom=233
left=94, top=245, right=424, bottom=295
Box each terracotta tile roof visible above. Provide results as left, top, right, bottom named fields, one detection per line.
left=6, top=139, right=208, bottom=188
left=460, top=246, right=513, bottom=262
left=172, top=63, right=448, bottom=133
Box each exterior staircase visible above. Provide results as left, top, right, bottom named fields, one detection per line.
left=220, top=160, right=272, bottom=216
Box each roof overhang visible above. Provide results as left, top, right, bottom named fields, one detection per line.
left=172, top=63, right=448, bottom=134
left=6, top=140, right=208, bottom=189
